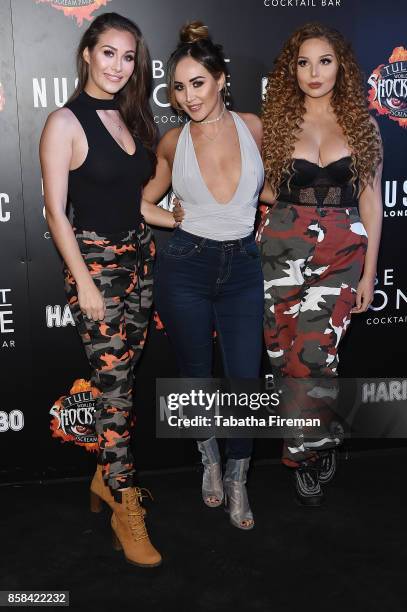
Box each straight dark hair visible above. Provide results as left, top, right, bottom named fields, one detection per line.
left=68, top=12, right=157, bottom=165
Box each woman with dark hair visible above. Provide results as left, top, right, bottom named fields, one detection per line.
left=257, top=22, right=383, bottom=506
left=40, top=12, right=177, bottom=567
left=142, top=21, right=265, bottom=530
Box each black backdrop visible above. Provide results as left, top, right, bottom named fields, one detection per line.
left=0, top=0, right=406, bottom=483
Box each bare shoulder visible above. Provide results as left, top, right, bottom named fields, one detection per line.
left=237, top=112, right=262, bottom=130
left=157, top=126, right=183, bottom=161
left=43, top=107, right=77, bottom=131
left=41, top=107, right=78, bottom=147
left=236, top=112, right=263, bottom=146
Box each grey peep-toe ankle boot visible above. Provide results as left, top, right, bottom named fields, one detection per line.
left=223, top=457, right=254, bottom=530
left=197, top=437, right=224, bottom=507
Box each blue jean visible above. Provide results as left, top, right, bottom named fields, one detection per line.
left=154, top=228, right=264, bottom=459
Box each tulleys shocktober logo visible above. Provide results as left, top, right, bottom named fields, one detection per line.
left=368, top=47, right=407, bottom=128
left=36, top=0, right=111, bottom=27
left=50, top=379, right=98, bottom=452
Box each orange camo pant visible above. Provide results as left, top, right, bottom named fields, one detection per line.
left=64, top=223, right=155, bottom=491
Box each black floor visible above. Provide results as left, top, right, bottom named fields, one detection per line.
left=2, top=450, right=405, bottom=612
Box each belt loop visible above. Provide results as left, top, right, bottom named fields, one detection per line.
left=196, top=237, right=205, bottom=253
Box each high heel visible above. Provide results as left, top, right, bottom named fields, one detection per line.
left=197, top=437, right=224, bottom=507
left=223, top=457, right=254, bottom=530
left=90, top=490, right=103, bottom=513
left=111, top=528, right=123, bottom=551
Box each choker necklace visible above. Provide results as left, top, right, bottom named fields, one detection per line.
left=192, top=103, right=226, bottom=125
left=81, top=90, right=118, bottom=110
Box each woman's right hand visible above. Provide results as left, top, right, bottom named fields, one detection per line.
left=77, top=281, right=106, bottom=321
left=173, top=198, right=185, bottom=225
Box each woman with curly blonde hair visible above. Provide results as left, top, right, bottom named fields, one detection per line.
left=257, top=22, right=383, bottom=506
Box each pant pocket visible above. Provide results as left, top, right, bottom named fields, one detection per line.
left=164, top=238, right=199, bottom=258
left=347, top=209, right=368, bottom=240
left=268, top=202, right=296, bottom=232
left=241, top=241, right=260, bottom=259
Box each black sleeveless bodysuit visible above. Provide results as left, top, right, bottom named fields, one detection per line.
left=65, top=90, right=153, bottom=233
left=278, top=156, right=359, bottom=207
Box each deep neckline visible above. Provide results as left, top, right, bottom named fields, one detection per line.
left=67, top=91, right=137, bottom=167
left=79, top=91, right=136, bottom=156
left=80, top=89, right=118, bottom=110
left=292, top=155, right=352, bottom=169
left=95, top=110, right=137, bottom=157
left=188, top=110, right=243, bottom=206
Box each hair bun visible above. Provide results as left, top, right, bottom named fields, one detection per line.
left=179, top=21, right=209, bottom=44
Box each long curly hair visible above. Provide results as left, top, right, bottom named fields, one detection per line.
left=262, top=22, right=382, bottom=196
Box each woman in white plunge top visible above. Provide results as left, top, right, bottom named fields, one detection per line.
left=141, top=21, right=274, bottom=531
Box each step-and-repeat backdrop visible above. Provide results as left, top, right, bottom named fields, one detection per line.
left=0, top=0, right=406, bottom=483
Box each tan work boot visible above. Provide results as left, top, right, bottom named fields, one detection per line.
left=90, top=465, right=114, bottom=512
left=89, top=465, right=146, bottom=517
left=110, top=487, right=162, bottom=568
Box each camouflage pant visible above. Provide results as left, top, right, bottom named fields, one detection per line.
left=64, top=223, right=155, bottom=491
left=257, top=203, right=368, bottom=465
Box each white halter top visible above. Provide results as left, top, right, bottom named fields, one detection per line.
left=172, top=111, right=264, bottom=240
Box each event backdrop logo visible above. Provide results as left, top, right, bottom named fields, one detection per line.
left=0, top=289, right=15, bottom=349
left=368, top=47, right=407, bottom=128
left=50, top=378, right=98, bottom=451
left=366, top=267, right=407, bottom=327
left=37, top=0, right=112, bottom=27
left=46, top=304, right=75, bottom=328
left=0, top=193, right=11, bottom=224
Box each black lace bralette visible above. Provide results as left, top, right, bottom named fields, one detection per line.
left=278, top=156, right=359, bottom=207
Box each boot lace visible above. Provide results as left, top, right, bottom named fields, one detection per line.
left=123, top=489, right=149, bottom=541
left=298, top=467, right=319, bottom=493
left=136, top=487, right=154, bottom=503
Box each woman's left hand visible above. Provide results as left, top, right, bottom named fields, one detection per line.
left=351, top=275, right=375, bottom=314
left=173, top=198, right=185, bottom=225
